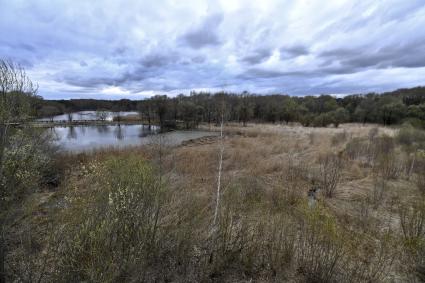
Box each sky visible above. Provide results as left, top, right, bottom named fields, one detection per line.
left=1, top=0, right=425, bottom=99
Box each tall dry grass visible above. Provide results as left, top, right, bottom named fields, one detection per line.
left=6, top=123, right=425, bottom=282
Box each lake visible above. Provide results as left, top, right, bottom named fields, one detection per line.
left=38, top=110, right=139, bottom=121
left=49, top=125, right=217, bottom=152
left=43, top=112, right=217, bottom=152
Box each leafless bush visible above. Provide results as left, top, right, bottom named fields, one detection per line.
left=345, top=137, right=368, bottom=161
left=371, top=135, right=395, bottom=161
left=207, top=183, right=260, bottom=279
left=331, top=130, right=348, bottom=146
left=370, top=176, right=387, bottom=208
left=5, top=224, right=60, bottom=283
left=370, top=136, right=402, bottom=179
left=317, top=153, right=344, bottom=198
left=414, top=153, right=425, bottom=195
left=399, top=200, right=425, bottom=242
left=358, top=198, right=373, bottom=229
left=309, top=131, right=317, bottom=145
left=343, top=233, right=396, bottom=283
left=264, top=216, right=297, bottom=277
left=368, top=127, right=379, bottom=142
left=281, top=154, right=308, bottom=206
left=373, top=150, right=401, bottom=180
left=399, top=199, right=425, bottom=282
left=296, top=205, right=346, bottom=282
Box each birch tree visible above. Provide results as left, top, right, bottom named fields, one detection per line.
left=213, top=101, right=225, bottom=226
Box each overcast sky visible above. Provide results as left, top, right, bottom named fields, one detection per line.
left=1, top=0, right=425, bottom=99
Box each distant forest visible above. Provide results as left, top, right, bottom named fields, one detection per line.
left=36, top=86, right=425, bottom=128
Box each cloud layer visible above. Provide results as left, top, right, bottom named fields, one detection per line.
left=1, top=0, right=425, bottom=99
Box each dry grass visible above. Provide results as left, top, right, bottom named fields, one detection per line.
left=7, top=123, right=424, bottom=282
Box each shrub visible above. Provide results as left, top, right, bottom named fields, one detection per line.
left=371, top=135, right=401, bottom=179
left=415, top=151, right=425, bottom=195
left=1, top=128, right=57, bottom=206
left=264, top=216, right=297, bottom=277
left=317, top=153, right=344, bottom=198
left=331, top=130, right=348, bottom=146
left=370, top=176, right=387, bottom=208
left=345, top=137, right=367, bottom=161
left=399, top=199, right=425, bottom=281
left=399, top=199, right=425, bottom=243
left=296, top=204, right=346, bottom=282
left=343, top=232, right=396, bottom=282
left=312, top=113, right=333, bottom=127
left=368, top=127, right=379, bottom=142
left=309, top=131, right=317, bottom=145
left=54, top=156, right=167, bottom=282
left=373, top=150, right=401, bottom=180
left=397, top=124, right=425, bottom=149
left=281, top=155, right=308, bottom=206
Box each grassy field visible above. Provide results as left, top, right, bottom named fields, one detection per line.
left=7, top=123, right=425, bottom=282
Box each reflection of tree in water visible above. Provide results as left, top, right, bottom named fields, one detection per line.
left=114, top=125, right=125, bottom=140
left=49, top=127, right=60, bottom=141
left=139, top=125, right=159, bottom=137
left=67, top=126, right=77, bottom=140
left=79, top=126, right=86, bottom=135
left=138, top=125, right=151, bottom=138
left=96, top=125, right=110, bottom=134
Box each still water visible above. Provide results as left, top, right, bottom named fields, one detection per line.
left=38, top=111, right=139, bottom=121
left=49, top=125, right=216, bottom=152
left=41, top=111, right=217, bottom=152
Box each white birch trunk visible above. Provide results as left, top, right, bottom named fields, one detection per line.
left=213, top=112, right=224, bottom=225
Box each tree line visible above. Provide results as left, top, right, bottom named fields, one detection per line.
left=37, top=87, right=425, bottom=128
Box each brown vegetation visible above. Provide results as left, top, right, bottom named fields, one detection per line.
left=5, top=122, right=425, bottom=282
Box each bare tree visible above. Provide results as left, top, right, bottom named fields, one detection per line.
left=0, top=60, right=38, bottom=174
left=96, top=110, right=108, bottom=121
left=66, top=112, right=73, bottom=123
left=138, top=100, right=153, bottom=129
left=0, top=59, right=38, bottom=283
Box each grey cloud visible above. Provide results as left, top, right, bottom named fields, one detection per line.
left=191, top=56, right=206, bottom=64
left=280, top=45, right=309, bottom=59
left=238, top=68, right=309, bottom=80
left=179, top=14, right=223, bottom=49
left=60, top=76, right=123, bottom=88
left=140, top=53, right=178, bottom=68
left=319, top=39, right=425, bottom=73
left=240, top=49, right=272, bottom=64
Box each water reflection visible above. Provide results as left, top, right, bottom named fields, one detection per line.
left=39, top=111, right=138, bottom=122
left=96, top=125, right=110, bottom=134
left=67, top=126, right=77, bottom=140
left=114, top=125, right=124, bottom=140
left=51, top=124, right=217, bottom=152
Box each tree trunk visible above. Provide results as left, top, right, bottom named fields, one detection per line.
left=213, top=113, right=224, bottom=225
left=148, top=113, right=151, bottom=130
